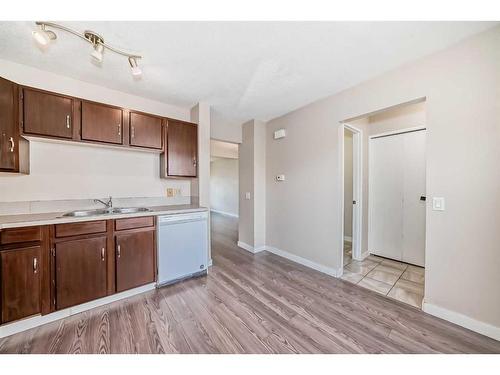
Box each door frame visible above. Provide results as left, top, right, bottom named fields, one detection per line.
left=338, top=122, right=363, bottom=275
left=367, top=126, right=426, bottom=264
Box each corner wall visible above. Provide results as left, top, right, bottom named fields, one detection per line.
left=265, top=26, right=500, bottom=338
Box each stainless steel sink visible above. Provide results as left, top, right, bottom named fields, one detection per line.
left=62, top=209, right=111, bottom=217
left=112, top=207, right=151, bottom=214
left=62, top=207, right=151, bottom=217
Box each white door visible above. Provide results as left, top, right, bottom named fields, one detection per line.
left=369, top=129, right=426, bottom=266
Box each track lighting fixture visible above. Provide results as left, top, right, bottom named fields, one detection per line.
left=32, top=24, right=57, bottom=46
left=129, top=57, right=142, bottom=77
left=32, top=22, right=143, bottom=77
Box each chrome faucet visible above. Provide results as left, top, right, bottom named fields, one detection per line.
left=94, top=196, right=113, bottom=209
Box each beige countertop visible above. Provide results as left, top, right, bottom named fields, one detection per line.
left=0, top=204, right=208, bottom=229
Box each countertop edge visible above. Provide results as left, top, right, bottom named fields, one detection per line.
left=0, top=206, right=208, bottom=229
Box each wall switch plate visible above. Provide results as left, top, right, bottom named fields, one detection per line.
left=245, top=192, right=251, bottom=200
left=432, top=197, right=445, bottom=211
left=276, top=174, right=285, bottom=181
left=166, top=188, right=175, bottom=197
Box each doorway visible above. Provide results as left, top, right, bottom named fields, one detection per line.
left=341, top=124, right=362, bottom=269
left=339, top=100, right=427, bottom=309
left=210, top=139, right=239, bottom=246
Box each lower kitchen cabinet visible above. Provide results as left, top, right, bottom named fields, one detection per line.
left=55, top=236, right=108, bottom=310
left=115, top=230, right=155, bottom=292
left=1, top=246, right=41, bottom=324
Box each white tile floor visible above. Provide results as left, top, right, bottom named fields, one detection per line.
left=341, top=241, right=425, bottom=308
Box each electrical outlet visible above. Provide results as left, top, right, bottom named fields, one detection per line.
left=166, top=188, right=175, bottom=197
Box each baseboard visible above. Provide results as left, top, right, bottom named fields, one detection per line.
left=265, top=246, right=342, bottom=278
left=208, top=258, right=213, bottom=267
left=210, top=209, right=239, bottom=218
left=0, top=283, right=156, bottom=339
left=422, top=301, right=500, bottom=341
left=343, top=236, right=352, bottom=242
left=237, top=241, right=265, bottom=254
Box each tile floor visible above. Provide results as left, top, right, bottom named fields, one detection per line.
left=341, top=241, right=425, bottom=308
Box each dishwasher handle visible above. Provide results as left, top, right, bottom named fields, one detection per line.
left=158, top=212, right=208, bottom=224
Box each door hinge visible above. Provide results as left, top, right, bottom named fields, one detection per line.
left=53, top=298, right=56, bottom=306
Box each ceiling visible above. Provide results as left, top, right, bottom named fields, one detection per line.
left=0, top=21, right=496, bottom=129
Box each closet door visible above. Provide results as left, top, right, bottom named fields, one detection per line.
left=401, top=130, right=426, bottom=266
left=369, top=134, right=405, bottom=261
left=368, top=129, right=426, bottom=266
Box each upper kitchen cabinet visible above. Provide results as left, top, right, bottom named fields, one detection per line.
left=22, top=88, right=74, bottom=139
left=81, top=101, right=123, bottom=145
left=129, top=111, right=163, bottom=150
left=0, top=77, right=19, bottom=172
left=162, top=119, right=198, bottom=178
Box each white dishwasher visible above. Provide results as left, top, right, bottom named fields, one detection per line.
left=157, top=211, right=209, bottom=287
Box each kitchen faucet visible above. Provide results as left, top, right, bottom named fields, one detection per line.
left=94, top=196, right=113, bottom=209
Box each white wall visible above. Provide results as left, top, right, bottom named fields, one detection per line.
left=238, top=119, right=266, bottom=249
left=211, top=140, right=239, bottom=159
left=266, top=26, right=500, bottom=336
left=210, top=158, right=239, bottom=217
left=0, top=59, right=193, bottom=204
left=343, top=131, right=353, bottom=238
left=239, top=120, right=254, bottom=246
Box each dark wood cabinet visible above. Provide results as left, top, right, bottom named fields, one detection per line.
left=129, top=112, right=163, bottom=149
left=22, top=88, right=73, bottom=139
left=55, top=236, right=108, bottom=310
left=0, top=77, right=18, bottom=172
left=1, top=246, right=41, bottom=324
left=162, top=120, right=198, bottom=177
left=81, top=101, right=123, bottom=144
left=115, top=230, right=155, bottom=292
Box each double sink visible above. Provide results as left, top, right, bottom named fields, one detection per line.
left=62, top=207, right=151, bottom=217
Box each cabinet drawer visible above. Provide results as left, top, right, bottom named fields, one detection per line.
left=115, top=216, right=154, bottom=231
left=55, top=220, right=107, bottom=238
left=1, top=226, right=42, bottom=245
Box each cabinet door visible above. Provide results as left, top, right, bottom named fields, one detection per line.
left=0, top=77, right=17, bottom=171
left=55, top=237, right=107, bottom=310
left=116, top=230, right=155, bottom=292
left=81, top=102, right=123, bottom=144
left=23, top=88, right=73, bottom=139
left=166, top=120, right=197, bottom=177
left=129, top=112, right=163, bottom=149
left=1, top=246, right=41, bottom=324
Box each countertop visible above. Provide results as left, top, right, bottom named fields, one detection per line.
left=0, top=204, right=208, bottom=229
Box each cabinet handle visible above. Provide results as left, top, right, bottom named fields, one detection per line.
left=66, top=115, right=71, bottom=129
left=193, top=157, right=197, bottom=168
left=9, top=137, right=14, bottom=152
left=101, top=247, right=105, bottom=261
left=117, top=244, right=121, bottom=258
left=131, top=126, right=135, bottom=138
left=33, top=258, right=38, bottom=274
left=118, top=124, right=121, bottom=136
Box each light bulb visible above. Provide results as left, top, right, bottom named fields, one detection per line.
left=32, top=25, right=56, bottom=47
left=91, top=43, right=104, bottom=62
left=128, top=57, right=142, bottom=77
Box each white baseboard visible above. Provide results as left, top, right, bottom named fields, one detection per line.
left=423, top=301, right=500, bottom=341
left=237, top=241, right=265, bottom=254
left=265, top=246, right=342, bottom=278
left=0, top=283, right=156, bottom=339
left=210, top=209, right=239, bottom=218
left=208, top=258, right=213, bottom=267
left=343, top=236, right=352, bottom=242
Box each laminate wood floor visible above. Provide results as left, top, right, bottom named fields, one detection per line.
left=1, top=213, right=499, bottom=354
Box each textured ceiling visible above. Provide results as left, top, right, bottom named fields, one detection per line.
left=0, top=21, right=496, bottom=129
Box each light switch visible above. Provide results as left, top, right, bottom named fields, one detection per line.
left=245, top=192, right=251, bottom=200
left=432, top=197, right=445, bottom=211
